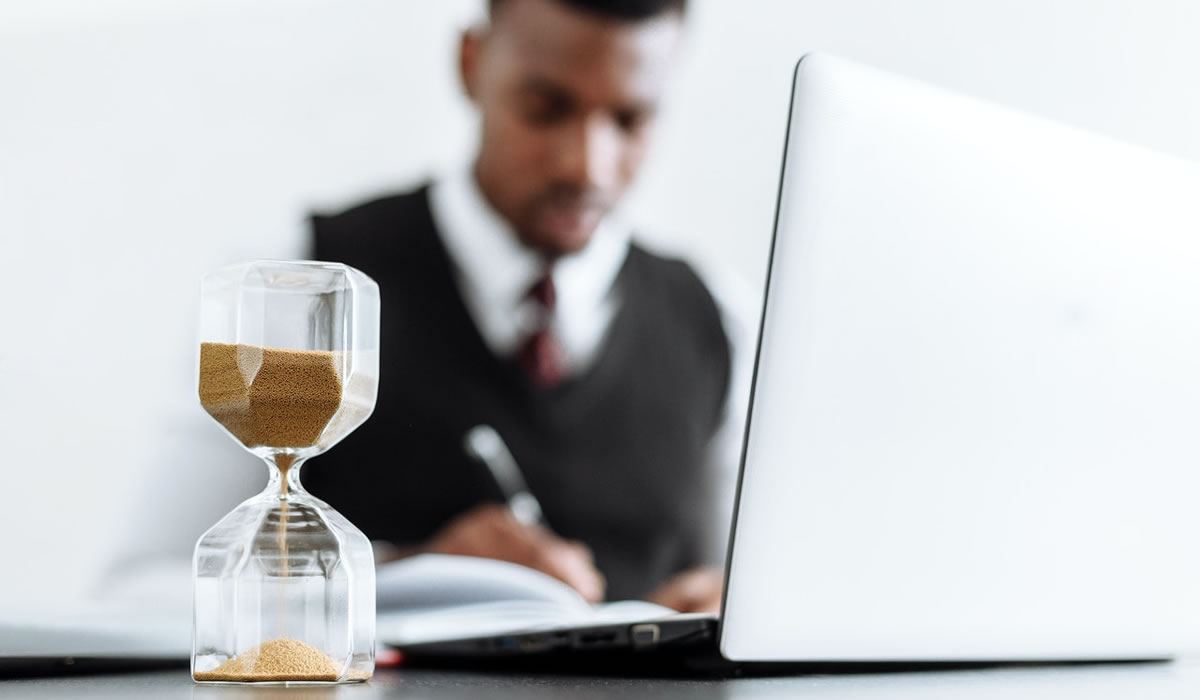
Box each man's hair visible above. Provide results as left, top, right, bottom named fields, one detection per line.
left=488, top=0, right=687, bottom=21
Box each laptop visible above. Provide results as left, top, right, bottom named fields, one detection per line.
left=391, top=52, right=1200, bottom=668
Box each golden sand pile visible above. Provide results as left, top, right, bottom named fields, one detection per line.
left=193, top=638, right=342, bottom=682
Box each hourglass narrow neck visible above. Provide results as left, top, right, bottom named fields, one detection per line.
left=265, top=454, right=308, bottom=498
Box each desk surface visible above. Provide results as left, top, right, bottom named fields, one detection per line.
left=4, top=662, right=1200, bottom=699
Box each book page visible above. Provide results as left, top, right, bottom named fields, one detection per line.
left=590, top=600, right=678, bottom=623
left=379, top=601, right=589, bottom=645
left=375, top=555, right=679, bottom=645
left=376, top=554, right=590, bottom=612
left=378, top=600, right=678, bottom=646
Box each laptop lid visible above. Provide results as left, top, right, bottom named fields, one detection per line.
left=720, top=53, right=1200, bottom=663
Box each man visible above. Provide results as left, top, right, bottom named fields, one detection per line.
left=306, top=0, right=746, bottom=613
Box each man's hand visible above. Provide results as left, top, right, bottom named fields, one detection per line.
left=646, top=567, right=724, bottom=614
left=425, top=504, right=606, bottom=603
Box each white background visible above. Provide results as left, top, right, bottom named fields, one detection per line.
left=1, top=0, right=1197, bottom=604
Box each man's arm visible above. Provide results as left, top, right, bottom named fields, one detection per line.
left=375, top=504, right=607, bottom=604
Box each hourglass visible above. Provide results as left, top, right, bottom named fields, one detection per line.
left=192, top=260, right=379, bottom=684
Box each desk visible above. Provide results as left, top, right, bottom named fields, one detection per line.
left=3, top=662, right=1200, bottom=699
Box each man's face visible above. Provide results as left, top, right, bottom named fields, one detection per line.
left=462, top=0, right=683, bottom=257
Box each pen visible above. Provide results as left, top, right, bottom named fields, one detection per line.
left=463, top=424, right=545, bottom=527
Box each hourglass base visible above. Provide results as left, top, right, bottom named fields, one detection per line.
left=194, top=676, right=371, bottom=686
left=193, top=670, right=372, bottom=685
left=192, top=647, right=374, bottom=685
left=192, top=467, right=376, bottom=686
left=194, top=679, right=370, bottom=686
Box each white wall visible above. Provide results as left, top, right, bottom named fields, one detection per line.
left=1, top=0, right=1197, bottom=604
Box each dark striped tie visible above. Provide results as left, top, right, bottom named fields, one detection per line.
left=517, top=271, right=566, bottom=387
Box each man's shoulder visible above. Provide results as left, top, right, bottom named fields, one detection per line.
left=622, top=242, right=732, bottom=341
left=310, top=184, right=435, bottom=262
left=624, top=242, right=716, bottom=304
left=622, top=240, right=758, bottom=360
left=311, top=185, right=432, bottom=234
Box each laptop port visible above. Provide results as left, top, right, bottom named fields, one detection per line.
left=519, top=635, right=545, bottom=651
left=574, top=630, right=620, bottom=648
left=496, top=636, right=519, bottom=651
left=631, top=624, right=660, bottom=648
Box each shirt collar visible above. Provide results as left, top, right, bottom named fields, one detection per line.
left=429, top=164, right=631, bottom=356
left=430, top=164, right=543, bottom=313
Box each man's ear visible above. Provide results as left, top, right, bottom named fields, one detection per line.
left=459, top=27, right=484, bottom=103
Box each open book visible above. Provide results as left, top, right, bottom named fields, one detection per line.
left=0, top=555, right=676, bottom=662
left=376, top=554, right=677, bottom=646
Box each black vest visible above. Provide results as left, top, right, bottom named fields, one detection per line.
left=304, top=186, right=731, bottom=599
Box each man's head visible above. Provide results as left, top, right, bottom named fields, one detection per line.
left=460, top=0, right=686, bottom=258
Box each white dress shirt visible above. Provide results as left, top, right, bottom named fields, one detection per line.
left=428, top=165, right=754, bottom=564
